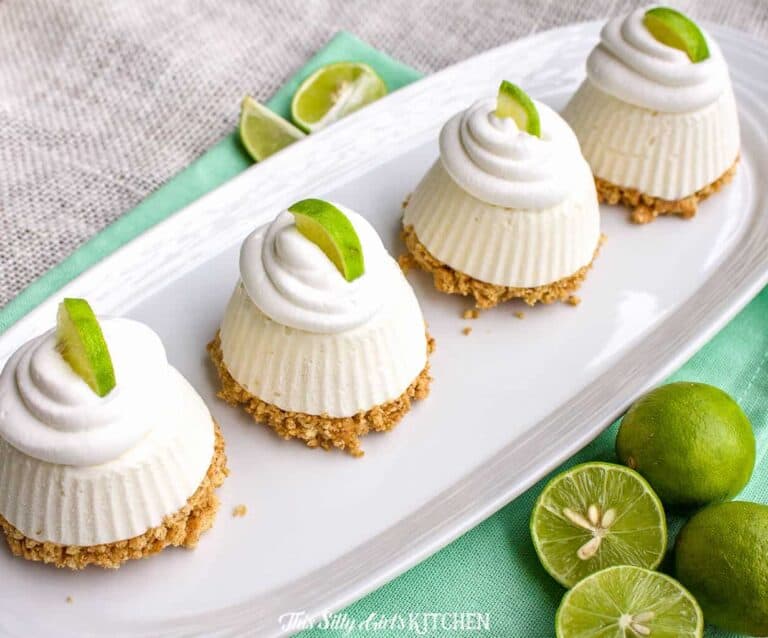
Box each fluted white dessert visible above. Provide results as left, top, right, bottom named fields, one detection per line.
left=404, top=97, right=600, bottom=288
left=219, top=205, right=428, bottom=417
left=563, top=8, right=740, bottom=200
left=0, top=318, right=215, bottom=546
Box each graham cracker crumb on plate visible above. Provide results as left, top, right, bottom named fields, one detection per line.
left=462, top=326, right=472, bottom=336
left=66, top=596, right=73, bottom=604
left=462, top=309, right=479, bottom=320
left=232, top=505, right=247, bottom=518
left=514, top=311, right=525, bottom=320
left=566, top=295, right=581, bottom=306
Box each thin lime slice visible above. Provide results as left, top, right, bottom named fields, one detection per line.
left=556, top=566, right=704, bottom=638
left=288, top=198, right=364, bottom=281
left=530, top=462, right=667, bottom=588
left=291, top=62, right=387, bottom=133
left=644, top=7, right=710, bottom=63
left=495, top=81, right=541, bottom=137
left=239, top=95, right=305, bottom=162
left=56, top=298, right=116, bottom=397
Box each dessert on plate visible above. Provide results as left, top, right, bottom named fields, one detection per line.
left=0, top=299, right=228, bottom=569
left=563, top=6, right=740, bottom=223
left=209, top=198, right=433, bottom=457
left=403, top=81, right=601, bottom=308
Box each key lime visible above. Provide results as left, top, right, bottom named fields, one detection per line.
left=530, top=462, right=666, bottom=588
left=291, top=62, right=387, bottom=133
left=288, top=198, right=364, bottom=281
left=239, top=95, right=305, bottom=162
left=616, top=382, right=755, bottom=508
left=556, top=565, right=704, bottom=637
left=495, top=81, right=541, bottom=137
left=56, top=298, right=116, bottom=397
left=675, top=501, right=768, bottom=635
left=644, top=7, right=710, bottom=63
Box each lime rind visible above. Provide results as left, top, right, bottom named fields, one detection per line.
left=56, top=298, right=116, bottom=397
left=239, top=95, right=305, bottom=162
left=643, top=7, right=710, bottom=63
left=288, top=198, right=365, bottom=281
left=495, top=81, right=541, bottom=137
left=290, top=61, right=387, bottom=133
left=530, top=462, right=667, bottom=588
left=556, top=566, right=704, bottom=638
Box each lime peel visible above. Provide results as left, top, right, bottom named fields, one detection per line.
left=495, top=81, right=541, bottom=137
left=288, top=198, right=365, bottom=282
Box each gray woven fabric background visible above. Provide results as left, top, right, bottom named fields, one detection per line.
left=1, top=0, right=766, bottom=307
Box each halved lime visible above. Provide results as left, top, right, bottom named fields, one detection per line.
left=530, top=462, right=667, bottom=588
left=288, top=198, right=364, bottom=281
left=56, top=298, right=116, bottom=397
left=495, top=81, right=541, bottom=138
left=556, top=566, right=704, bottom=637
left=239, top=95, right=305, bottom=162
left=644, top=7, right=710, bottom=63
left=291, top=62, right=387, bottom=133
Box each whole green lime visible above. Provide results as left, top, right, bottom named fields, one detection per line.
left=616, top=382, right=754, bottom=508
left=675, top=501, right=768, bottom=635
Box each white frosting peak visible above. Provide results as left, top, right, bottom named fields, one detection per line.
left=0, top=318, right=172, bottom=466
left=239, top=206, right=394, bottom=334
left=587, top=8, right=728, bottom=112
left=439, top=97, right=585, bottom=209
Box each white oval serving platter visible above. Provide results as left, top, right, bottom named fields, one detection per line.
left=0, top=20, right=767, bottom=638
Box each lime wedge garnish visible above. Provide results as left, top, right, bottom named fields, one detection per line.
left=495, top=81, right=541, bottom=137
left=291, top=62, right=387, bottom=133
left=288, top=198, right=364, bottom=281
left=56, top=298, right=116, bottom=397
left=239, top=95, right=305, bottom=162
left=644, top=7, right=710, bottom=63
left=556, top=566, right=704, bottom=638
left=530, top=462, right=667, bottom=588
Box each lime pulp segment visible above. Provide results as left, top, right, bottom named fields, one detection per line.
left=290, top=62, right=387, bottom=133
left=530, top=462, right=667, bottom=588
left=495, top=81, right=541, bottom=137
left=56, top=298, right=116, bottom=397
left=288, top=198, right=365, bottom=281
left=643, top=7, right=710, bottom=63
left=556, top=566, right=704, bottom=638
left=239, top=95, right=305, bottom=162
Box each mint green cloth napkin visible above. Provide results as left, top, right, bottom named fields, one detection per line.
left=2, top=30, right=765, bottom=638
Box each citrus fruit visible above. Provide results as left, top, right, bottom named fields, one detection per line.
left=288, top=198, right=364, bottom=281
left=556, top=565, right=703, bottom=637
left=675, top=501, right=768, bottom=635
left=530, top=462, right=667, bottom=588
left=644, top=7, right=710, bottom=63
left=495, top=81, right=541, bottom=137
left=291, top=62, right=387, bottom=133
left=616, top=382, right=755, bottom=508
left=56, top=298, right=116, bottom=397
left=239, top=95, right=305, bottom=162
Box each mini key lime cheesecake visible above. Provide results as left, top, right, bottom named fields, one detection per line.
left=0, top=299, right=228, bottom=569
left=563, top=7, right=740, bottom=223
left=209, top=199, right=433, bottom=456
left=403, top=82, right=601, bottom=308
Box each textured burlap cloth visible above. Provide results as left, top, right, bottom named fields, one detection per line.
left=0, top=0, right=766, bottom=305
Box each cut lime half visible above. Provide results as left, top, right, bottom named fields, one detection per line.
left=530, top=462, right=667, bottom=588
left=56, top=298, right=116, bottom=397
left=239, top=95, right=305, bottom=162
left=644, top=7, right=710, bottom=63
left=291, top=62, right=387, bottom=133
left=288, top=198, right=364, bottom=281
left=556, top=566, right=704, bottom=638
left=495, top=81, right=541, bottom=137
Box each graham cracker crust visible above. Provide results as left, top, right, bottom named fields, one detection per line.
left=0, top=422, right=228, bottom=570
left=208, top=333, right=434, bottom=457
left=596, top=158, right=739, bottom=224
left=401, top=224, right=604, bottom=309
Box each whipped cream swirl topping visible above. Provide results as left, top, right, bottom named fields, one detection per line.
left=0, top=318, right=171, bottom=466
left=240, top=206, right=392, bottom=333
left=587, top=8, right=727, bottom=112
left=439, top=97, right=584, bottom=209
